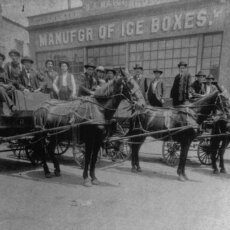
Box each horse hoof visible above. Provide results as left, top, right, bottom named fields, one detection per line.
left=83, top=178, right=92, bottom=187
left=91, top=178, right=100, bottom=185
left=136, top=167, right=142, bottom=173
left=220, top=168, right=227, bottom=174
left=178, top=175, right=186, bottom=182
left=183, top=174, right=189, bottom=180
left=54, top=171, right=61, bottom=177
left=45, top=172, right=52, bottom=178
left=213, top=169, right=219, bottom=174
left=131, top=168, right=136, bottom=173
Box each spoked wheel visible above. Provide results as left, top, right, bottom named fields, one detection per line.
left=54, top=139, right=70, bottom=156
left=25, top=144, right=42, bottom=166
left=162, top=141, right=180, bottom=166
left=8, top=140, right=27, bottom=160
left=197, top=138, right=218, bottom=165
left=73, top=144, right=85, bottom=168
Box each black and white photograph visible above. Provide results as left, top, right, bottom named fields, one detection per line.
left=0, top=0, right=230, bottom=229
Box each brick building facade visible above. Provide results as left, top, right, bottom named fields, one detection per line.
left=28, top=0, right=230, bottom=97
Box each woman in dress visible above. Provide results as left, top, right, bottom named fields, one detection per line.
left=53, top=60, right=76, bottom=100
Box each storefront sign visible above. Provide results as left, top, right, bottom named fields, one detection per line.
left=83, top=0, right=179, bottom=11
left=37, top=5, right=225, bottom=49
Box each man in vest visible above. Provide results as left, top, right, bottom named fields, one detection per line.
left=133, top=64, right=148, bottom=100
left=21, top=56, right=41, bottom=92
left=4, top=49, right=26, bottom=91
left=78, top=62, right=98, bottom=96
left=40, top=59, right=58, bottom=97
left=0, top=52, right=17, bottom=112
left=170, top=61, right=192, bottom=106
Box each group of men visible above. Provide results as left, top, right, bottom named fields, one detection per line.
left=0, top=47, right=218, bottom=113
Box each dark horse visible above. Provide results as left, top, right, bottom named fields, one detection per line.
left=33, top=73, right=145, bottom=186
left=128, top=91, right=226, bottom=181
left=208, top=94, right=230, bottom=174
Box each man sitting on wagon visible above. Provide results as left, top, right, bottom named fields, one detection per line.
left=20, top=56, right=42, bottom=92
left=190, top=70, right=206, bottom=100
left=0, top=52, right=17, bottom=112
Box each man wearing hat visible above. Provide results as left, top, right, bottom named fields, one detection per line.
left=78, top=62, right=98, bottom=96
left=170, top=61, right=192, bottom=106
left=133, top=64, right=148, bottom=99
left=96, top=66, right=106, bottom=86
left=0, top=52, right=17, bottom=112
left=105, top=68, right=116, bottom=82
left=40, top=59, right=58, bottom=97
left=147, top=68, right=164, bottom=107
left=204, top=74, right=218, bottom=95
left=190, top=70, right=206, bottom=99
left=4, top=49, right=25, bottom=91
left=21, top=56, right=41, bottom=92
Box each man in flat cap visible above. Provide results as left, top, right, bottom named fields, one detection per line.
left=21, top=56, right=41, bottom=92
left=0, top=52, right=17, bottom=112
left=4, top=49, right=25, bottom=91
left=148, top=68, right=164, bottom=107
left=190, top=70, right=206, bottom=99
left=133, top=64, right=148, bottom=100
left=78, top=62, right=99, bottom=96
left=170, top=61, right=192, bottom=106
left=105, top=68, right=116, bottom=82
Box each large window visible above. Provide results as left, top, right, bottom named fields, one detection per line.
left=36, top=48, right=84, bottom=80
left=129, top=36, right=199, bottom=97
left=87, top=44, right=126, bottom=68
left=201, top=33, right=222, bottom=80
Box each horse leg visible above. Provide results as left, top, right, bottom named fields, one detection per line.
left=89, top=135, right=102, bottom=185
left=83, top=137, right=93, bottom=187
left=210, top=138, right=219, bottom=174
left=135, top=137, right=146, bottom=172
left=35, top=137, right=51, bottom=178
left=219, top=139, right=229, bottom=174
left=47, top=137, right=61, bottom=176
left=177, top=138, right=192, bottom=181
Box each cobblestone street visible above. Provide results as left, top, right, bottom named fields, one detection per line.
left=0, top=141, right=230, bottom=230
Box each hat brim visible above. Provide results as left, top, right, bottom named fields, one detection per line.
left=133, top=67, right=143, bottom=70
left=9, top=51, right=20, bottom=57
left=59, top=61, right=70, bottom=68
left=195, top=74, right=205, bottom=77
left=21, top=59, right=34, bottom=64
left=106, top=69, right=116, bottom=74
left=153, top=70, right=163, bottom=74
left=84, top=65, right=96, bottom=69
left=178, top=64, right=187, bottom=67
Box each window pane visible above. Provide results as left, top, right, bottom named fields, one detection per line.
left=182, top=38, right=190, bottom=48
left=203, top=47, right=212, bottom=58
left=212, top=46, right=221, bottom=57
left=130, top=44, right=136, bottom=52
left=166, top=40, right=173, bottom=49
left=151, top=51, right=158, bottom=60
left=213, top=34, right=222, bottom=46
left=190, top=37, right=198, bottom=47
left=189, top=58, right=196, bottom=67
left=204, top=35, right=213, bottom=47
left=165, top=59, right=173, bottom=68
left=166, top=50, right=173, bottom=59
left=181, top=48, right=189, bottom=57
left=88, top=48, right=94, bottom=57
left=151, top=41, right=158, bottom=50
left=137, top=43, right=144, bottom=52
left=158, top=50, right=165, bottom=59
left=144, top=52, right=150, bottom=60
left=173, top=49, right=180, bottom=58
left=190, top=47, right=197, bottom=57
left=144, top=42, right=151, bottom=51
left=174, top=39, right=181, bottom=48
left=158, top=40, right=165, bottom=50
left=130, top=53, right=136, bottom=61
left=202, top=58, right=210, bottom=69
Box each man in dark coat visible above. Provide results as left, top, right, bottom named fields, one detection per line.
left=4, top=49, right=25, bottom=91
left=190, top=70, right=206, bottom=99
left=170, top=61, right=192, bottom=106
left=0, top=52, right=17, bottom=112
left=20, top=56, right=41, bottom=92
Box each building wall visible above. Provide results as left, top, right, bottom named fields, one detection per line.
left=1, top=17, right=29, bottom=62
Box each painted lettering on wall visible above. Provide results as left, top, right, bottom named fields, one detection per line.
left=38, top=6, right=224, bottom=48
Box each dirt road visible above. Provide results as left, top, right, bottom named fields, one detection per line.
left=0, top=141, right=230, bottom=230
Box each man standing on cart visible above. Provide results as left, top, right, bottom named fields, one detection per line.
left=4, top=49, right=25, bottom=91
left=0, top=52, right=17, bottom=112
left=78, top=62, right=99, bottom=97
left=170, top=61, right=192, bottom=106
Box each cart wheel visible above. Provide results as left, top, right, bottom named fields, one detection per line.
left=73, top=144, right=85, bottom=168
left=9, top=140, right=28, bottom=160
left=197, top=138, right=217, bottom=165
left=54, top=139, right=70, bottom=155
left=162, top=141, right=180, bottom=166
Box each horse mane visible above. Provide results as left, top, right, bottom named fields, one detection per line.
left=191, top=91, right=218, bottom=107
left=94, top=79, right=117, bottom=97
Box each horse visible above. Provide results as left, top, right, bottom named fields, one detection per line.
left=207, top=93, right=230, bottom=174
left=33, top=72, right=145, bottom=186
left=128, top=91, right=227, bottom=181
